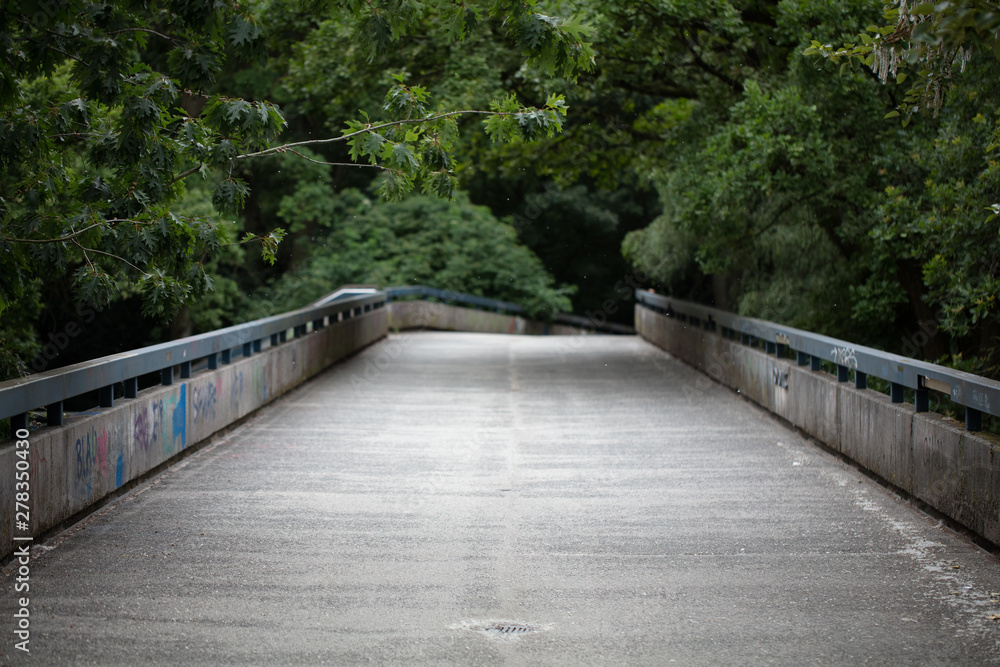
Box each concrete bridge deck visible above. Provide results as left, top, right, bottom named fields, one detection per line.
left=3, top=332, right=1000, bottom=665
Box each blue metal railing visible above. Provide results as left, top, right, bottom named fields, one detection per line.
left=0, top=289, right=387, bottom=430
left=0, top=284, right=637, bottom=432
left=636, top=290, right=998, bottom=432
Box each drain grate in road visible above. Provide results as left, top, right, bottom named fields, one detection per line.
left=456, top=620, right=545, bottom=639
left=482, top=622, right=533, bottom=636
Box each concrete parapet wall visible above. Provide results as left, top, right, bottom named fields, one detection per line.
left=0, top=310, right=387, bottom=561
left=636, top=305, right=1000, bottom=545
left=387, top=300, right=586, bottom=335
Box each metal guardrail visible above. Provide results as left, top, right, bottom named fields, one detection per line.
left=0, top=289, right=387, bottom=430
left=0, top=284, right=635, bottom=432
left=386, top=285, right=635, bottom=335
left=636, top=290, right=998, bottom=432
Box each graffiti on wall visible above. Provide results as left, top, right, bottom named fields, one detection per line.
left=131, top=384, right=187, bottom=460
left=168, top=384, right=186, bottom=453
left=192, top=377, right=221, bottom=424
left=74, top=423, right=125, bottom=498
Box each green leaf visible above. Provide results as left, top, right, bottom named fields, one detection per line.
left=361, top=132, right=387, bottom=161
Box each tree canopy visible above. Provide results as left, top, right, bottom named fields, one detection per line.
left=0, top=0, right=591, bottom=316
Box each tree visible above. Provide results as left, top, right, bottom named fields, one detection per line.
left=0, top=0, right=592, bottom=312
left=247, top=188, right=575, bottom=320
left=0, top=0, right=594, bottom=376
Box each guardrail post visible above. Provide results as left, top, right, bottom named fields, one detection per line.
left=161, top=366, right=173, bottom=386
left=796, top=351, right=809, bottom=366
left=99, top=385, right=114, bottom=408
left=776, top=343, right=787, bottom=357
left=810, top=356, right=821, bottom=371
left=125, top=378, right=138, bottom=398
left=837, top=365, right=850, bottom=382
left=915, top=388, right=929, bottom=413
left=270, top=333, right=279, bottom=347
left=313, top=319, right=324, bottom=331
left=242, top=342, right=253, bottom=357
left=966, top=408, right=982, bottom=432
left=253, top=339, right=262, bottom=353
left=221, top=349, right=231, bottom=364
left=765, top=341, right=776, bottom=355
left=279, top=330, right=288, bottom=343
left=46, top=401, right=63, bottom=426
left=890, top=382, right=904, bottom=403
left=855, top=371, right=867, bottom=390
left=207, top=353, right=218, bottom=370
left=180, top=361, right=191, bottom=379
left=11, top=413, right=28, bottom=431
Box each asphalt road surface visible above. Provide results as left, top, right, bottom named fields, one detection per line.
left=3, top=332, right=1000, bottom=665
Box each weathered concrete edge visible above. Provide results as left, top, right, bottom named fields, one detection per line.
left=387, top=301, right=589, bottom=336
left=0, top=310, right=388, bottom=562
left=636, top=306, right=1000, bottom=546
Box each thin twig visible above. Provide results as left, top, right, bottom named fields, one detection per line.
left=170, top=109, right=517, bottom=184
left=4, top=218, right=155, bottom=244
left=75, top=242, right=97, bottom=273
left=108, top=27, right=174, bottom=42
left=6, top=222, right=105, bottom=244
left=170, top=165, right=203, bottom=184
left=282, top=149, right=387, bottom=169
left=234, top=109, right=512, bottom=161
left=71, top=239, right=144, bottom=274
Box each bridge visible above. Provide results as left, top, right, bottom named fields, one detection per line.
left=1, top=287, right=999, bottom=664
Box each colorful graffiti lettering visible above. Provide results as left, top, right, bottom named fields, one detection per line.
left=133, top=409, right=150, bottom=452
left=167, top=384, right=187, bottom=454
left=131, top=386, right=186, bottom=461
left=75, top=423, right=125, bottom=497
left=192, top=378, right=220, bottom=424
left=150, top=398, right=164, bottom=448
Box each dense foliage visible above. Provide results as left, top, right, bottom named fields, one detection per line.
left=246, top=190, right=574, bottom=319
left=0, top=0, right=593, bottom=377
